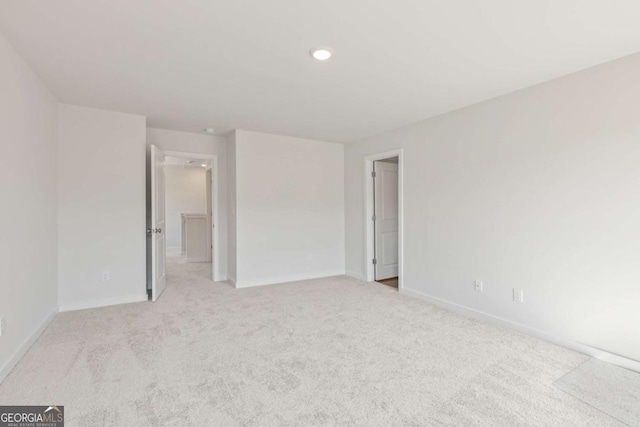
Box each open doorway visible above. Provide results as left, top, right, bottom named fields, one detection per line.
left=373, top=157, right=399, bottom=288
left=165, top=155, right=211, bottom=262
left=365, top=149, right=403, bottom=290
left=146, top=146, right=219, bottom=301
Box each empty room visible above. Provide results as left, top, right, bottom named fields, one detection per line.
left=1, top=1, right=639, bottom=426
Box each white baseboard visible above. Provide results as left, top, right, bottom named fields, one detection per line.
left=213, top=274, right=228, bottom=282
left=235, top=270, right=346, bottom=289
left=0, top=309, right=58, bottom=384
left=345, top=270, right=367, bottom=281
left=59, top=294, right=148, bottom=312
left=400, top=287, right=640, bottom=373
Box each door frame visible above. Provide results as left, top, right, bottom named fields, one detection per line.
left=364, top=149, right=404, bottom=289
left=165, top=150, right=221, bottom=282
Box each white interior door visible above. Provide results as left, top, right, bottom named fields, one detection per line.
left=374, top=161, right=399, bottom=280
left=151, top=145, right=167, bottom=301
left=206, top=168, right=214, bottom=281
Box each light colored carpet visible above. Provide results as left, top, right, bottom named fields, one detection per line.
left=0, top=260, right=624, bottom=426
left=554, top=359, right=640, bottom=426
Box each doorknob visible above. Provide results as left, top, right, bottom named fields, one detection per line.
left=156, top=228, right=162, bottom=234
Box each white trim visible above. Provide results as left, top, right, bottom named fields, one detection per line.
left=59, top=294, right=148, bottom=312
left=164, top=150, right=219, bottom=284
left=0, top=310, right=58, bottom=384
left=234, top=270, right=346, bottom=289
left=346, top=270, right=367, bottom=281
left=399, top=287, right=640, bottom=373
left=364, top=149, right=404, bottom=288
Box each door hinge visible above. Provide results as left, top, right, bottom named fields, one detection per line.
left=372, top=215, right=376, bottom=222
left=371, top=171, right=376, bottom=178
left=372, top=258, right=377, bottom=265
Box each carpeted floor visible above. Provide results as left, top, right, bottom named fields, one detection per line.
left=0, top=260, right=624, bottom=426
left=554, top=359, right=640, bottom=426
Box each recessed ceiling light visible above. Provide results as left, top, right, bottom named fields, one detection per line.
left=203, top=128, right=215, bottom=134
left=186, top=160, right=195, bottom=164
left=201, top=164, right=207, bottom=167
left=309, top=46, right=334, bottom=61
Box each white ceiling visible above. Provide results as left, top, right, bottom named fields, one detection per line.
left=1, top=1, right=640, bottom=142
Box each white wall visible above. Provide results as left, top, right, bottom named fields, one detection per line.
left=234, top=130, right=344, bottom=287
left=58, top=105, right=147, bottom=310
left=345, top=53, right=640, bottom=364
left=0, top=31, right=59, bottom=381
left=147, top=128, right=228, bottom=280
left=165, top=165, right=207, bottom=254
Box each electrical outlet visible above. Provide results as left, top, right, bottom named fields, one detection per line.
left=474, top=280, right=483, bottom=293
left=513, top=288, right=524, bottom=303
left=102, top=271, right=110, bottom=282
